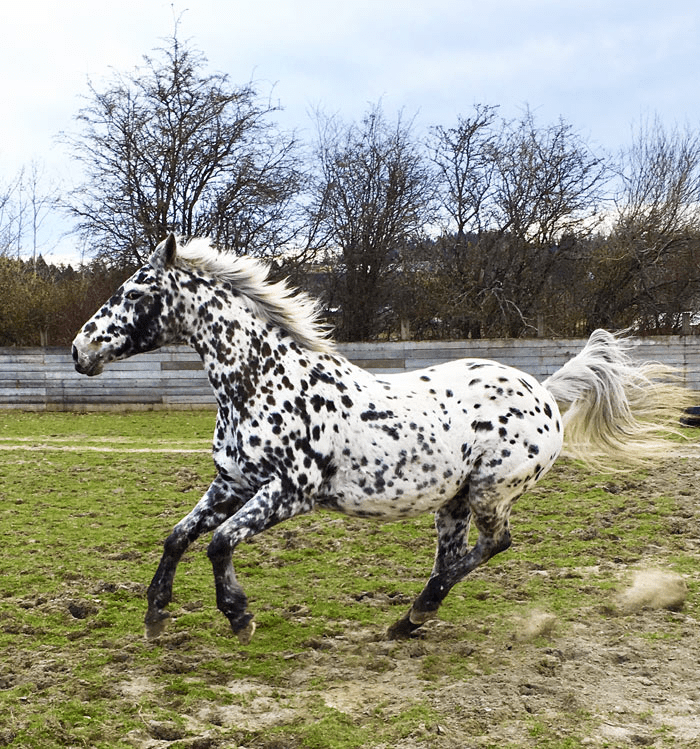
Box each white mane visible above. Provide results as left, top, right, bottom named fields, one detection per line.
left=174, top=238, right=334, bottom=354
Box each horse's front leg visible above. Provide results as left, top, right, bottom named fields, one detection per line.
left=145, top=474, right=249, bottom=639
left=206, top=477, right=314, bottom=644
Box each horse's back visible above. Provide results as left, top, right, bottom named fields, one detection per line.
left=390, top=358, right=565, bottom=481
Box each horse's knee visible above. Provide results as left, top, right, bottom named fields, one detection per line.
left=163, top=528, right=189, bottom=558
left=207, top=530, right=231, bottom=562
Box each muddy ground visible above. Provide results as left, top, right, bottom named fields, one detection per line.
left=135, top=453, right=700, bottom=748
left=2, top=446, right=700, bottom=748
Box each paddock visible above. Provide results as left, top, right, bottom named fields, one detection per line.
left=1, top=410, right=699, bottom=747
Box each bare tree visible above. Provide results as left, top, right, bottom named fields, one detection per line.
left=430, top=106, right=608, bottom=245
left=419, top=108, right=610, bottom=337
left=491, top=108, right=609, bottom=246
left=0, top=162, right=57, bottom=261
left=22, top=161, right=59, bottom=265
left=310, top=104, right=433, bottom=340
left=429, top=104, right=500, bottom=238
left=588, top=116, right=700, bottom=332
left=62, top=33, right=304, bottom=265
left=425, top=105, right=501, bottom=338
left=0, top=171, right=23, bottom=255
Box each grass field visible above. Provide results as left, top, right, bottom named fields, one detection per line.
left=1, top=411, right=699, bottom=748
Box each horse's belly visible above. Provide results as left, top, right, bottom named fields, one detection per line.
left=319, top=466, right=466, bottom=519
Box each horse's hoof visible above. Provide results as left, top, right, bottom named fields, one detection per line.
left=229, top=612, right=256, bottom=645
left=144, top=610, right=170, bottom=640
left=236, top=619, right=256, bottom=645
left=386, top=615, right=418, bottom=640
left=387, top=606, right=438, bottom=639
left=409, top=607, right=436, bottom=626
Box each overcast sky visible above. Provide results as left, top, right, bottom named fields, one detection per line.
left=3, top=0, right=700, bottom=261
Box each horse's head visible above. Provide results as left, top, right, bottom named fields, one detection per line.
left=72, top=233, right=183, bottom=376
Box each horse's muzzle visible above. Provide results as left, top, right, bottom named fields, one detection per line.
left=72, top=342, right=104, bottom=377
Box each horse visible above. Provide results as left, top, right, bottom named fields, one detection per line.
left=72, top=233, right=689, bottom=643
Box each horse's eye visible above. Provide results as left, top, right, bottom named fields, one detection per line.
left=125, top=290, right=142, bottom=301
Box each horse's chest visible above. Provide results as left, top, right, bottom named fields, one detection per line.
left=212, top=442, right=252, bottom=487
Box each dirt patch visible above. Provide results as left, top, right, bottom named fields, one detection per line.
left=123, top=454, right=700, bottom=746
left=2, top=438, right=700, bottom=748
left=115, top=607, right=700, bottom=748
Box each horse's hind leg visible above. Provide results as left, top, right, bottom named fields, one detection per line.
left=387, top=483, right=516, bottom=639
left=145, top=474, right=249, bottom=639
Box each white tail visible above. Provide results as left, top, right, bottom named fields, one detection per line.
left=543, top=329, right=692, bottom=466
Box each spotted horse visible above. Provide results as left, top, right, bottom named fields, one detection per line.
left=72, top=234, right=689, bottom=643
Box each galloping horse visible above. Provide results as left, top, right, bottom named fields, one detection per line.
left=72, top=234, right=688, bottom=643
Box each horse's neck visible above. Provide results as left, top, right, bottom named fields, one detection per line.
left=188, top=291, right=255, bottom=357
left=184, top=288, right=284, bottom=409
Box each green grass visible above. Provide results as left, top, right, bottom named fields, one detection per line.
left=0, top=410, right=214, bottom=443
left=0, top=411, right=697, bottom=748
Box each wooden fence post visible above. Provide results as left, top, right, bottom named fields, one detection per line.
left=682, top=312, right=691, bottom=336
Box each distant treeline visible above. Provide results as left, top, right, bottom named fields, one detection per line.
left=2, top=34, right=700, bottom=344
left=1, top=225, right=698, bottom=347
left=0, top=256, right=129, bottom=347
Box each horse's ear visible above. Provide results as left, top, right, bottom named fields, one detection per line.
left=150, top=233, right=178, bottom=270
left=163, top=233, right=177, bottom=266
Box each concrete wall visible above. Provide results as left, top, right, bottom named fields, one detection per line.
left=1, top=336, right=698, bottom=411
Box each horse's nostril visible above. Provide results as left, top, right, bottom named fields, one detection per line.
left=71, top=345, right=79, bottom=362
